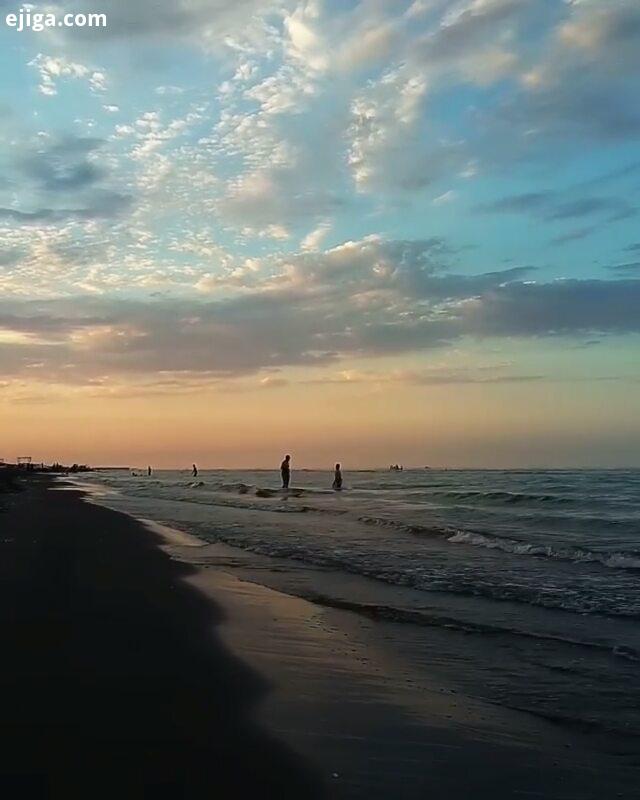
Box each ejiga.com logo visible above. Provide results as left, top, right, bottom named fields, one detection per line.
left=5, top=7, right=107, bottom=32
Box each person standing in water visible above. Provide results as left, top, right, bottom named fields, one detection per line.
left=192, top=464, right=198, bottom=478
left=280, top=454, right=291, bottom=489
left=332, top=463, right=343, bottom=491
left=147, top=465, right=152, bottom=477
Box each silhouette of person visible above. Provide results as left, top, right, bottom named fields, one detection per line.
left=147, top=466, right=152, bottom=476
left=280, top=455, right=291, bottom=489
left=192, top=464, right=198, bottom=478
left=332, top=463, right=343, bottom=491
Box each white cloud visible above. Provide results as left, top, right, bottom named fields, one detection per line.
left=301, top=221, right=331, bottom=251
left=28, top=54, right=108, bottom=96
left=348, top=65, right=435, bottom=192
left=433, top=190, right=457, bottom=205
left=284, top=2, right=329, bottom=74
left=244, top=67, right=315, bottom=115
left=155, top=85, right=185, bottom=95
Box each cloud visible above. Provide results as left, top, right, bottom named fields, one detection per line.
left=313, top=0, right=634, bottom=197
left=0, top=191, right=130, bottom=225
left=0, top=136, right=130, bottom=225
left=22, top=137, right=105, bottom=192
left=0, top=247, right=24, bottom=267
left=547, top=197, right=635, bottom=222
left=301, top=221, right=331, bottom=252
left=28, top=54, right=107, bottom=96
left=498, top=1, right=640, bottom=144
left=476, top=190, right=635, bottom=223
left=217, top=166, right=343, bottom=233
left=347, top=64, right=445, bottom=193
left=550, top=226, right=597, bottom=245
left=476, top=192, right=553, bottom=214
left=155, top=86, right=184, bottom=96
left=606, top=261, right=640, bottom=275
left=433, top=190, right=457, bottom=206
left=43, top=0, right=292, bottom=47
left=0, top=237, right=637, bottom=388
left=1, top=0, right=640, bottom=405
left=415, top=0, right=532, bottom=63
left=301, top=365, right=545, bottom=387
left=460, top=278, right=640, bottom=336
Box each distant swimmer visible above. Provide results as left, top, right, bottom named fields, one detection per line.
left=280, top=454, right=291, bottom=489
left=147, top=465, right=152, bottom=476
left=192, top=463, right=198, bottom=478
left=332, top=463, right=343, bottom=491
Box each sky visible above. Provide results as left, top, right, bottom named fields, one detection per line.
left=0, top=0, right=639, bottom=469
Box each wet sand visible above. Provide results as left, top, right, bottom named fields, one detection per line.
left=174, top=546, right=640, bottom=799
left=1, top=477, right=637, bottom=798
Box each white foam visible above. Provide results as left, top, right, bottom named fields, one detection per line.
left=448, top=530, right=640, bottom=570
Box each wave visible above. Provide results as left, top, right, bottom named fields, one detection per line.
left=179, top=480, right=336, bottom=498
left=363, top=485, right=579, bottom=504
left=448, top=530, right=640, bottom=571
left=92, top=476, right=640, bottom=574
left=213, top=481, right=254, bottom=493
left=353, top=513, right=640, bottom=571
left=296, top=592, right=640, bottom=661
left=172, top=519, right=640, bottom=619
left=428, top=489, right=580, bottom=505
left=79, top=488, right=640, bottom=618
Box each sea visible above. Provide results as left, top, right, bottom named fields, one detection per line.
left=75, top=468, right=640, bottom=741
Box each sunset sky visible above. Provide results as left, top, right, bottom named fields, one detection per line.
left=0, top=0, right=639, bottom=468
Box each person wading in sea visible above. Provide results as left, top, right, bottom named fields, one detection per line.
left=281, top=455, right=291, bottom=489
left=332, top=463, right=343, bottom=491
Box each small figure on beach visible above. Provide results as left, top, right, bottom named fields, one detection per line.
left=192, top=463, right=198, bottom=478
left=332, top=463, right=343, bottom=491
left=280, top=454, right=291, bottom=489
left=147, top=465, right=152, bottom=476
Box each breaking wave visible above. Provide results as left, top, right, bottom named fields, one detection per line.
left=448, top=530, right=640, bottom=571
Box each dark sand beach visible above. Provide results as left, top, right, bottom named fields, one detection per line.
left=0, top=477, right=323, bottom=797
left=1, top=477, right=638, bottom=798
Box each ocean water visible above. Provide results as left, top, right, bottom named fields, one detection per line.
left=78, top=468, right=640, bottom=739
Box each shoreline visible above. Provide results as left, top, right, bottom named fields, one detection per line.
left=147, top=515, right=640, bottom=797
left=1, top=477, right=638, bottom=797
